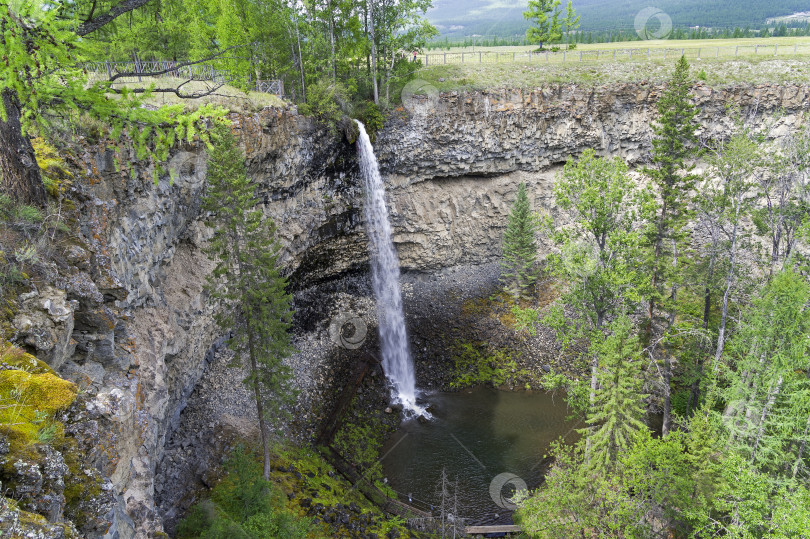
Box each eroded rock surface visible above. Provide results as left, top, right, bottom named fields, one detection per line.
left=8, top=82, right=808, bottom=537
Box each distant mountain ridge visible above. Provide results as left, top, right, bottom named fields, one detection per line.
left=426, top=0, right=809, bottom=38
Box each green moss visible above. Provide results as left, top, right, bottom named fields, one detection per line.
left=450, top=340, right=531, bottom=389
left=32, top=138, right=73, bottom=198
left=0, top=342, right=76, bottom=449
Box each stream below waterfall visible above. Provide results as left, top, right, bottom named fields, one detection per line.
left=379, top=386, right=580, bottom=525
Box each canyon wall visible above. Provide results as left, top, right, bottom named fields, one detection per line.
left=9, top=82, right=808, bottom=537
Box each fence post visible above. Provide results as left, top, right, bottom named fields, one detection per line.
left=755, top=45, right=758, bottom=55
left=716, top=47, right=719, bottom=58
left=647, top=48, right=650, bottom=60
left=546, top=51, right=549, bottom=62
left=681, top=48, right=684, bottom=56
left=735, top=45, right=738, bottom=56
left=563, top=51, right=566, bottom=61
left=664, top=49, right=667, bottom=60
left=105, top=61, right=112, bottom=80
left=513, top=52, right=516, bottom=61
left=462, top=52, right=464, bottom=63
left=613, top=50, right=616, bottom=59
left=496, top=52, right=499, bottom=63
left=697, top=47, right=700, bottom=59
left=444, top=52, right=446, bottom=64
left=479, top=52, right=482, bottom=63
left=579, top=51, right=582, bottom=61
left=425, top=54, right=428, bottom=66
left=135, top=54, right=142, bottom=82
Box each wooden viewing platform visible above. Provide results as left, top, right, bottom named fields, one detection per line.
left=465, top=524, right=522, bottom=535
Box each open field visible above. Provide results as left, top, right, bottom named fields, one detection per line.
left=417, top=37, right=810, bottom=67
left=425, top=36, right=810, bottom=54
left=416, top=55, right=810, bottom=92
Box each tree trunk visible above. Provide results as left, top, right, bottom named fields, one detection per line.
left=234, top=233, right=272, bottom=480
left=327, top=0, right=336, bottom=84
left=714, top=220, right=739, bottom=364
left=0, top=88, right=46, bottom=206
left=369, top=0, right=379, bottom=104
left=750, top=377, right=782, bottom=464
left=662, top=355, right=672, bottom=437
left=688, top=257, right=716, bottom=415
left=648, top=199, right=668, bottom=335
left=249, top=339, right=272, bottom=481
left=792, top=412, right=810, bottom=480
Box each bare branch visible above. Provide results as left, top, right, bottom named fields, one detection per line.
left=108, top=83, right=227, bottom=99
left=75, top=0, right=154, bottom=36
left=104, top=45, right=248, bottom=82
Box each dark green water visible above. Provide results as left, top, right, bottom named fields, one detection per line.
left=380, top=387, right=580, bottom=524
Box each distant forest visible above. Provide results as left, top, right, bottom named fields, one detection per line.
left=427, top=0, right=810, bottom=41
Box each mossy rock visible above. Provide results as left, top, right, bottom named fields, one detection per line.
left=32, top=138, right=73, bottom=198
left=0, top=342, right=77, bottom=447
left=0, top=495, right=80, bottom=538
left=1, top=341, right=56, bottom=375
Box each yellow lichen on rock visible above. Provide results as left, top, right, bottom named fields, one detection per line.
left=0, top=341, right=77, bottom=446
left=31, top=137, right=73, bottom=197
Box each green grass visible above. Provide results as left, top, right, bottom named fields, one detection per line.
left=88, top=76, right=287, bottom=113
left=423, top=35, right=810, bottom=54
left=416, top=54, right=810, bottom=91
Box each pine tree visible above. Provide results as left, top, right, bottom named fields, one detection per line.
left=584, top=316, right=647, bottom=475
left=203, top=124, right=295, bottom=480
left=501, top=183, right=538, bottom=302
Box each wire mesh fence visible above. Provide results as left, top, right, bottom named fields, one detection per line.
left=82, top=59, right=285, bottom=95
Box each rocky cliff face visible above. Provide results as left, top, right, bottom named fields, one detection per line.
left=375, top=83, right=809, bottom=270
left=8, top=82, right=808, bottom=537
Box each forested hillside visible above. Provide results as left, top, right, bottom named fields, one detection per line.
left=428, top=0, right=809, bottom=38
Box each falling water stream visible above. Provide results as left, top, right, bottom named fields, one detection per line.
left=355, top=120, right=426, bottom=415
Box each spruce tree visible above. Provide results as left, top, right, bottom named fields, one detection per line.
left=644, top=55, right=699, bottom=436
left=501, top=183, right=538, bottom=302
left=646, top=55, right=699, bottom=329
left=203, top=124, right=295, bottom=480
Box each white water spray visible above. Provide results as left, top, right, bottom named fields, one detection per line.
left=355, top=120, right=425, bottom=416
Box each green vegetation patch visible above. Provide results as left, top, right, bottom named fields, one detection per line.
left=416, top=55, right=810, bottom=92
left=450, top=340, right=532, bottom=389
left=0, top=341, right=77, bottom=449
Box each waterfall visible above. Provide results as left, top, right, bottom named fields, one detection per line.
left=355, top=120, right=425, bottom=415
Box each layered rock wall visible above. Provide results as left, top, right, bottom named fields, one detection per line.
left=9, top=82, right=809, bottom=537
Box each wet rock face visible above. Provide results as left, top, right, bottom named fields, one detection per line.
left=14, top=83, right=808, bottom=538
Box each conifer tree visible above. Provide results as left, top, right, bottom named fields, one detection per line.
left=722, top=269, right=810, bottom=483
left=646, top=55, right=699, bottom=330
left=523, top=0, right=562, bottom=49
left=644, top=55, right=699, bottom=436
left=584, top=316, right=647, bottom=474
left=203, top=124, right=295, bottom=480
left=501, top=183, right=538, bottom=302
